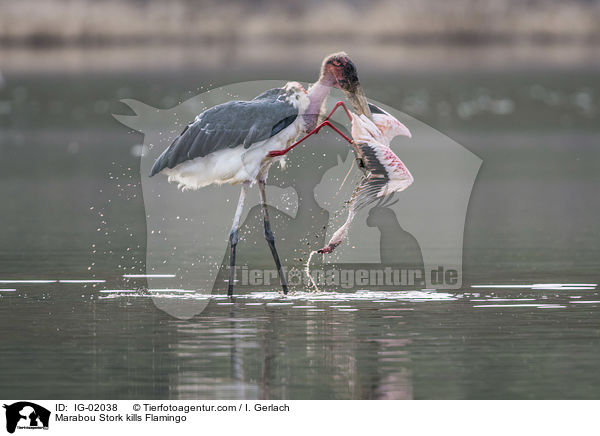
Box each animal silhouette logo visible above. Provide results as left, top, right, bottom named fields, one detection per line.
left=113, top=80, right=481, bottom=318
left=3, top=402, right=50, bottom=434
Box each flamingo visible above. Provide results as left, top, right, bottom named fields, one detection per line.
left=317, top=103, right=414, bottom=255
left=149, top=52, right=370, bottom=296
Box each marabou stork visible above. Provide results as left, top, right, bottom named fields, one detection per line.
left=149, top=52, right=370, bottom=296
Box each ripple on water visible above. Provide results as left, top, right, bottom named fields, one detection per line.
left=22, top=281, right=598, bottom=313
left=238, top=290, right=456, bottom=302
left=57, top=288, right=462, bottom=307
left=471, top=283, right=597, bottom=290
left=472, top=303, right=567, bottom=309
left=122, top=274, right=176, bottom=278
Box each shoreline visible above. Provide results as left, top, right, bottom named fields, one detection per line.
left=3, top=42, right=600, bottom=74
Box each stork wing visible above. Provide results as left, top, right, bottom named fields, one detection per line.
left=149, top=88, right=298, bottom=176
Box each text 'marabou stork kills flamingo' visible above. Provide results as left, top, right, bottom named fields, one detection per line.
left=149, top=52, right=370, bottom=296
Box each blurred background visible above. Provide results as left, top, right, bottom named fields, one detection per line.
left=2, top=0, right=600, bottom=72
left=1, top=0, right=600, bottom=399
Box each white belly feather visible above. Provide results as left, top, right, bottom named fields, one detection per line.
left=163, top=114, right=306, bottom=191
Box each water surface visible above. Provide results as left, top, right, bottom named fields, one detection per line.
left=1, top=66, right=599, bottom=399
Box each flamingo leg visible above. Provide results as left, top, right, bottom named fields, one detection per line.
left=258, top=180, right=288, bottom=295
left=268, top=117, right=353, bottom=157
left=323, top=100, right=353, bottom=122
left=228, top=181, right=249, bottom=296
left=268, top=101, right=353, bottom=158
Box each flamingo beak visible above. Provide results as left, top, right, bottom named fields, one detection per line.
left=396, top=121, right=412, bottom=138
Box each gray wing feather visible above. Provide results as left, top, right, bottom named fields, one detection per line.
left=149, top=88, right=298, bottom=176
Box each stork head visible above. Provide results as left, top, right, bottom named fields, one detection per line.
left=321, top=52, right=372, bottom=120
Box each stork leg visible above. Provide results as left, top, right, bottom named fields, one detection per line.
left=228, top=181, right=249, bottom=296
left=258, top=180, right=288, bottom=294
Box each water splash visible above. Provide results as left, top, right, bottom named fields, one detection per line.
left=305, top=250, right=320, bottom=292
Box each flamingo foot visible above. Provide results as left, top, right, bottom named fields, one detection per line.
left=317, top=241, right=341, bottom=254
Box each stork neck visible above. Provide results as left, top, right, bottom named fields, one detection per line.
left=304, top=81, right=332, bottom=130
